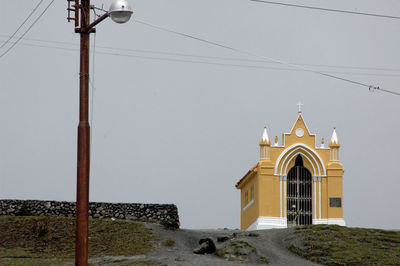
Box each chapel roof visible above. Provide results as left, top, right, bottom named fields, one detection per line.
left=235, top=163, right=258, bottom=188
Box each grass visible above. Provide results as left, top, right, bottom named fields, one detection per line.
left=162, top=238, right=175, bottom=247
left=257, top=255, right=270, bottom=264
left=216, top=240, right=269, bottom=264
left=287, top=224, right=400, bottom=265
left=0, top=216, right=155, bottom=261
left=0, top=258, right=71, bottom=266
left=123, top=261, right=161, bottom=265
left=231, top=240, right=255, bottom=256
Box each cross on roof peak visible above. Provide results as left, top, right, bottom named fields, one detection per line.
left=297, top=101, right=303, bottom=113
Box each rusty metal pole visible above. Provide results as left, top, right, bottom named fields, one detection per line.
left=76, top=0, right=90, bottom=265
left=72, top=1, right=126, bottom=264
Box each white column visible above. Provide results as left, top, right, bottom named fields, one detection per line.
left=318, top=176, right=322, bottom=220
left=279, top=176, right=282, bottom=218
left=313, top=176, right=317, bottom=220
left=283, top=175, right=287, bottom=219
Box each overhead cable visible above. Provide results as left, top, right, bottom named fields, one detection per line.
left=134, top=19, right=400, bottom=96
left=250, top=0, right=400, bottom=20
left=2, top=34, right=400, bottom=73
left=0, top=0, right=45, bottom=50
left=0, top=0, right=55, bottom=59
left=3, top=39, right=400, bottom=78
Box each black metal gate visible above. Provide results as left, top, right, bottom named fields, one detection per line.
left=287, top=155, right=312, bottom=226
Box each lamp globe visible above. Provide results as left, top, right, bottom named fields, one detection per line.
left=109, top=0, right=133, bottom=24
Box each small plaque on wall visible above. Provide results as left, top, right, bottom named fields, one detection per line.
left=329, top=197, right=342, bottom=207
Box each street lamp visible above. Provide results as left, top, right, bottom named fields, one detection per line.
left=69, top=1, right=132, bottom=265
left=109, top=0, right=134, bottom=23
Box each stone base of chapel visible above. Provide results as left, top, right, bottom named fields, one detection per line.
left=246, top=216, right=346, bottom=230
left=312, top=218, right=346, bottom=226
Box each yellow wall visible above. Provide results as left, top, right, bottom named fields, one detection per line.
left=239, top=172, right=259, bottom=229
left=321, top=178, right=328, bottom=219
left=327, top=167, right=344, bottom=218
left=258, top=161, right=280, bottom=218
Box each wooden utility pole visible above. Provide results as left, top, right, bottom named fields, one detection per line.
left=75, top=0, right=90, bottom=264
left=68, top=1, right=132, bottom=264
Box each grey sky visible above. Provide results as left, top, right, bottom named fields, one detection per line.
left=1, top=0, right=399, bottom=229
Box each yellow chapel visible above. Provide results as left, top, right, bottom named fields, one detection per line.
left=236, top=108, right=345, bottom=230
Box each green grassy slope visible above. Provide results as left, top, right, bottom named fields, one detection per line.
left=286, top=224, right=400, bottom=265
left=0, top=216, right=155, bottom=264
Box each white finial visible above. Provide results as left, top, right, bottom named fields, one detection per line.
left=331, top=127, right=339, bottom=144
left=297, top=101, right=303, bottom=113
left=262, top=126, right=269, bottom=142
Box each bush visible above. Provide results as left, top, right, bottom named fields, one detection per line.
left=32, top=219, right=49, bottom=237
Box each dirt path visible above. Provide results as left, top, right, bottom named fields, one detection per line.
left=114, top=223, right=320, bottom=265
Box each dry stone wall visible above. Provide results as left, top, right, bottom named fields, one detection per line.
left=0, top=199, right=179, bottom=229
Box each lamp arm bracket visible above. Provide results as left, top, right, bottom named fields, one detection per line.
left=75, top=12, right=109, bottom=33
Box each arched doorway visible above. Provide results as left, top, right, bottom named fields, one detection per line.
left=287, top=155, right=312, bottom=226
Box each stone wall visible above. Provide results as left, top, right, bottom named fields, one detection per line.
left=0, top=199, right=179, bottom=229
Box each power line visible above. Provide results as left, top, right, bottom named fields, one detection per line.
left=0, top=0, right=54, bottom=59
left=0, top=0, right=45, bottom=50
left=3, top=39, right=400, bottom=78
left=96, top=47, right=400, bottom=73
left=98, top=52, right=400, bottom=77
left=2, top=34, right=400, bottom=73
left=2, top=32, right=400, bottom=96
left=250, top=0, right=400, bottom=20
left=134, top=19, right=400, bottom=96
